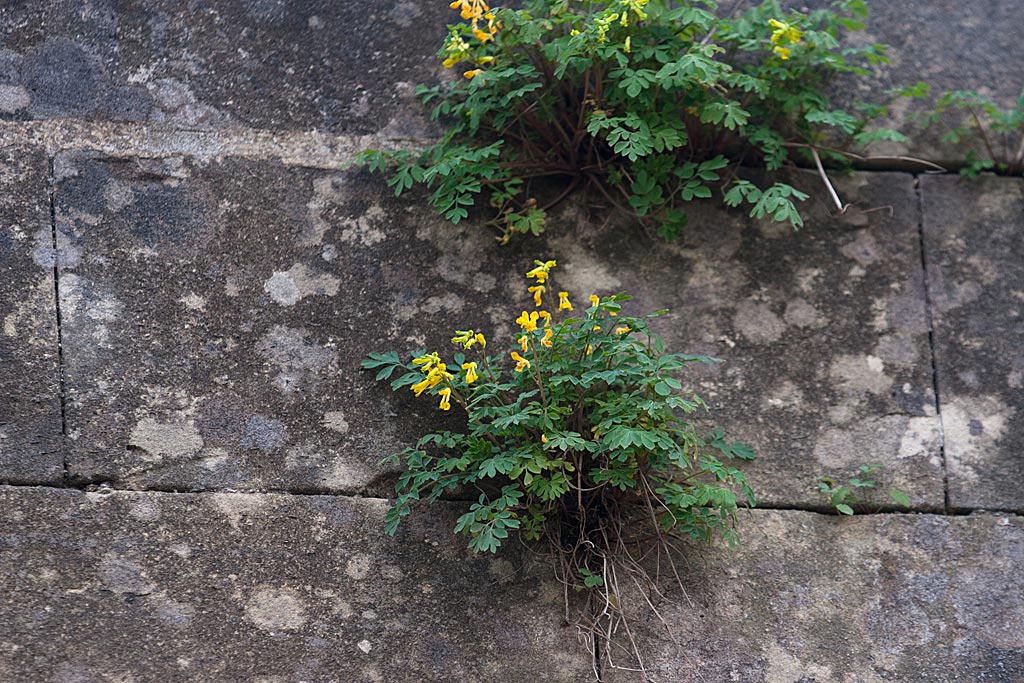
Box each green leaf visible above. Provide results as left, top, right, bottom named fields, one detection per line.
left=889, top=490, right=911, bottom=507
left=835, top=504, right=855, bottom=515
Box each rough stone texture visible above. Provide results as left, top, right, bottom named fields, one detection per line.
left=0, top=144, right=63, bottom=484
left=604, top=508, right=1024, bottom=682
left=553, top=170, right=943, bottom=510
left=55, top=151, right=442, bottom=491
left=0, top=0, right=448, bottom=135
left=0, top=485, right=592, bottom=682
left=922, top=174, right=1024, bottom=511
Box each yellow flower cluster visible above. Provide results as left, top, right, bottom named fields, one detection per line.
left=511, top=259, right=573, bottom=370
left=618, top=0, right=648, bottom=26
left=768, top=18, right=802, bottom=60
left=409, top=331, right=488, bottom=410
left=451, top=329, right=487, bottom=349
left=411, top=352, right=455, bottom=403
left=451, top=0, right=499, bottom=41
left=443, top=0, right=499, bottom=78
left=525, top=259, right=556, bottom=307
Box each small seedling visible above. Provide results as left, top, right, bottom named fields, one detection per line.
left=818, top=463, right=911, bottom=515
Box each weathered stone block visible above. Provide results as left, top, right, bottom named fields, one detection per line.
left=0, top=1, right=449, bottom=135
left=0, top=485, right=592, bottom=682
left=55, top=152, right=447, bottom=491
left=0, top=144, right=62, bottom=484
left=604, top=509, right=1024, bottom=681
left=922, top=174, right=1024, bottom=511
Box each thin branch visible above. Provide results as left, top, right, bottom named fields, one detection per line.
left=811, top=146, right=848, bottom=214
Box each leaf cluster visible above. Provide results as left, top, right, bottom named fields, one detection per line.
left=353, top=0, right=901, bottom=241
left=818, top=463, right=910, bottom=515
left=899, top=83, right=1024, bottom=177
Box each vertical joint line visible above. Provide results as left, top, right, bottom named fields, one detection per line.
left=593, top=631, right=603, bottom=682
left=47, top=156, right=69, bottom=484
left=913, top=174, right=948, bottom=514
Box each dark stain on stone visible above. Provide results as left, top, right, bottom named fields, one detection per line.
left=22, top=39, right=101, bottom=117
left=120, top=184, right=204, bottom=248
left=239, top=415, right=288, bottom=452
left=969, top=419, right=984, bottom=436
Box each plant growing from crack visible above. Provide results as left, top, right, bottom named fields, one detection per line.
left=353, top=0, right=909, bottom=242
left=898, top=82, right=1024, bottom=177
left=818, top=463, right=910, bottom=515
left=363, top=258, right=754, bottom=678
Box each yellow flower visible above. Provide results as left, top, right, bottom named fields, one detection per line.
left=541, top=328, right=553, bottom=348
left=411, top=377, right=432, bottom=397
left=410, top=359, right=454, bottom=396
left=412, top=352, right=442, bottom=372
left=516, top=310, right=539, bottom=332
left=462, top=362, right=479, bottom=384
left=526, top=259, right=556, bottom=285
left=528, top=285, right=545, bottom=307
left=769, top=18, right=801, bottom=59
left=464, top=69, right=484, bottom=79
left=619, top=0, right=648, bottom=24
left=589, top=294, right=600, bottom=307
left=537, top=310, right=551, bottom=326
left=595, top=13, right=618, bottom=43
left=615, top=325, right=631, bottom=335
left=511, top=351, right=531, bottom=372
left=474, top=332, right=486, bottom=348
left=438, top=387, right=453, bottom=411
left=558, top=291, right=572, bottom=311
left=452, top=330, right=483, bottom=349
left=526, top=267, right=548, bottom=284
left=585, top=344, right=594, bottom=355
left=518, top=334, right=529, bottom=352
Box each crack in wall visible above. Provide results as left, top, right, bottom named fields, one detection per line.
left=2, top=481, right=1023, bottom=518
left=46, top=155, right=69, bottom=485
left=913, top=174, right=949, bottom=514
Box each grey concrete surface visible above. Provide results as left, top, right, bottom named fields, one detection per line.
left=0, top=484, right=592, bottom=682
left=54, top=151, right=439, bottom=492
left=604, top=508, right=1024, bottom=682
left=0, top=0, right=448, bottom=135
left=0, top=144, right=63, bottom=484
left=922, top=174, right=1024, bottom=511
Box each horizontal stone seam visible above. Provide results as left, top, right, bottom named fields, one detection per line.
left=1, top=482, right=1021, bottom=518
left=0, top=481, right=393, bottom=503
left=0, top=119, right=997, bottom=175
